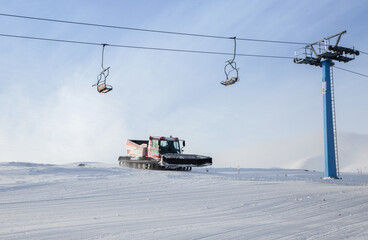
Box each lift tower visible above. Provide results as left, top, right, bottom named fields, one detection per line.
left=294, top=31, right=359, bottom=178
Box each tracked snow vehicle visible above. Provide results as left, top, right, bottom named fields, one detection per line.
left=118, top=136, right=212, bottom=171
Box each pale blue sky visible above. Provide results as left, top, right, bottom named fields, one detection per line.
left=1, top=0, right=367, bottom=171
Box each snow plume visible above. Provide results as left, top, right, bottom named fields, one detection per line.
left=338, top=132, right=368, bottom=173
left=0, top=67, right=127, bottom=165
left=213, top=132, right=324, bottom=170
left=214, top=132, right=368, bottom=173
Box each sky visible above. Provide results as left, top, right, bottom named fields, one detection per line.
left=0, top=0, right=367, bottom=172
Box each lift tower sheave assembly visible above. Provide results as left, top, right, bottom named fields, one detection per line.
left=294, top=30, right=359, bottom=179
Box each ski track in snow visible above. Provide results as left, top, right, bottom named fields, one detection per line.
left=1, top=162, right=368, bottom=239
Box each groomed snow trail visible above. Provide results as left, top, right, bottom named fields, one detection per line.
left=1, top=162, right=368, bottom=239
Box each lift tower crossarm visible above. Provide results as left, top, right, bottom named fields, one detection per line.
left=294, top=30, right=357, bottom=67
left=307, top=30, right=346, bottom=49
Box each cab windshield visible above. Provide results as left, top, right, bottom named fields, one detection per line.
left=159, top=140, right=181, bottom=154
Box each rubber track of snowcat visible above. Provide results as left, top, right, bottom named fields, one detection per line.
left=118, top=157, right=192, bottom=171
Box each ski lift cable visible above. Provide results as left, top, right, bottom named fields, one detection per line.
left=333, top=66, right=368, bottom=78
left=1, top=32, right=367, bottom=82
left=0, top=13, right=309, bottom=45
left=0, top=32, right=294, bottom=59
left=2, top=32, right=367, bottom=80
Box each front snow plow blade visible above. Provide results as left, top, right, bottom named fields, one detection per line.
left=161, top=153, right=212, bottom=167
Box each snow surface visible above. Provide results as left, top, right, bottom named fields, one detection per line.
left=1, top=162, right=368, bottom=239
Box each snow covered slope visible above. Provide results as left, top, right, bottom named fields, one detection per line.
left=1, top=162, right=368, bottom=239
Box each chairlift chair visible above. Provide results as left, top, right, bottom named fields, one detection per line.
left=95, top=67, right=113, bottom=93
left=221, top=60, right=239, bottom=86
left=93, top=44, right=113, bottom=93
left=221, top=37, right=239, bottom=86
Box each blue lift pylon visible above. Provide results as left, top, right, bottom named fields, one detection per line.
left=322, top=60, right=338, bottom=178
left=294, top=30, right=359, bottom=179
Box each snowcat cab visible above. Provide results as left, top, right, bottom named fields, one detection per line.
left=159, top=139, right=181, bottom=154
left=148, top=136, right=181, bottom=160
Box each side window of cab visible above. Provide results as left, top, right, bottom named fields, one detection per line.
left=151, top=140, right=159, bottom=155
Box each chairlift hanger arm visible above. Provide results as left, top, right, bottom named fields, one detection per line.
left=229, top=36, right=237, bottom=63
left=101, top=43, right=108, bottom=70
